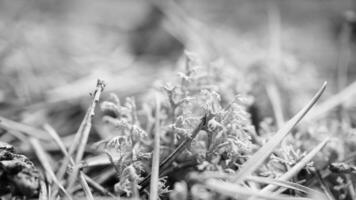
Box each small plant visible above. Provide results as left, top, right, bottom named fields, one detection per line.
left=0, top=52, right=354, bottom=200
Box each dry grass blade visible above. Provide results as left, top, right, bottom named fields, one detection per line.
left=149, top=94, right=161, bottom=200
left=246, top=176, right=317, bottom=195
left=53, top=80, right=105, bottom=191
left=44, top=115, right=111, bottom=198
left=232, top=82, right=327, bottom=183
left=191, top=172, right=317, bottom=195
left=29, top=137, right=73, bottom=200
left=305, top=81, right=356, bottom=121
left=262, top=137, right=330, bottom=194
left=0, top=116, right=50, bottom=140
left=68, top=79, right=105, bottom=189
left=56, top=111, right=87, bottom=181
left=45, top=123, right=76, bottom=198
left=79, top=172, right=95, bottom=200
left=204, top=179, right=312, bottom=200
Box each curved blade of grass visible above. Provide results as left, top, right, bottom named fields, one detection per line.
left=262, top=138, right=329, bottom=194
left=232, top=82, right=327, bottom=183
left=305, top=81, right=356, bottom=121
left=204, top=179, right=312, bottom=200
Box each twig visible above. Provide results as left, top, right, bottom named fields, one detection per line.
left=139, top=112, right=212, bottom=190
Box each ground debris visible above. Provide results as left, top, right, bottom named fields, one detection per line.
left=0, top=141, right=40, bottom=198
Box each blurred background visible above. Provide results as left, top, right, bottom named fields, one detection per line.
left=0, top=0, right=355, bottom=136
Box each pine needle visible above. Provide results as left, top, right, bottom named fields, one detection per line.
left=53, top=80, right=105, bottom=191
left=44, top=119, right=111, bottom=198
left=204, top=179, right=312, bottom=200
left=232, top=82, right=327, bottom=183
left=266, top=83, right=284, bottom=128
left=82, top=174, right=116, bottom=197
left=67, top=79, right=105, bottom=190
left=246, top=176, right=317, bottom=195
left=191, top=172, right=318, bottom=195
left=43, top=124, right=70, bottom=158
left=149, top=94, right=161, bottom=200
left=0, top=116, right=50, bottom=140
left=30, top=137, right=73, bottom=200
left=45, top=123, right=76, bottom=198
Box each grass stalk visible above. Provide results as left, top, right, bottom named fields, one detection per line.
left=149, top=94, right=161, bottom=200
